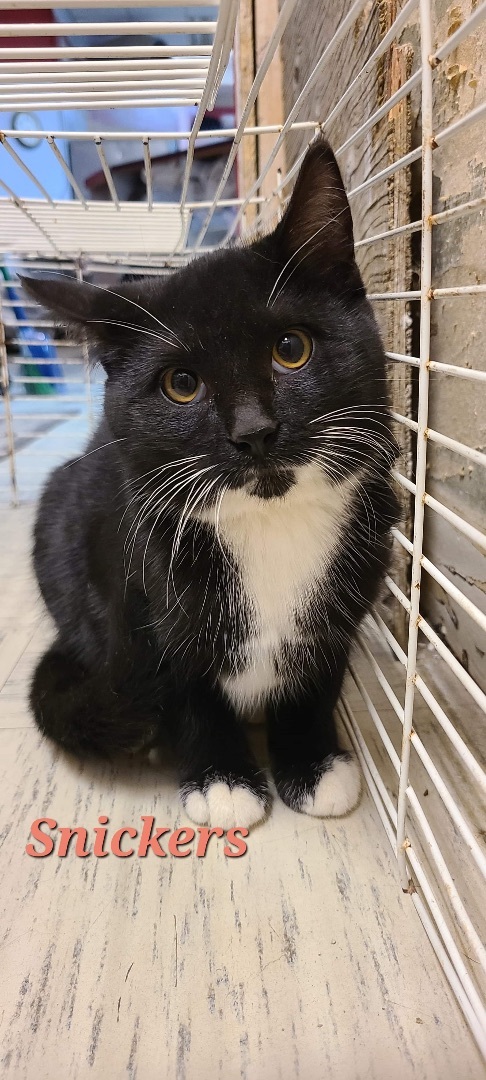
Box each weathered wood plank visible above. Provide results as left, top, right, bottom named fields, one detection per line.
left=235, top=0, right=258, bottom=231
left=253, top=0, right=286, bottom=221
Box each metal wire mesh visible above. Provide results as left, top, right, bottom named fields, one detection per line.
left=1, top=0, right=485, bottom=1056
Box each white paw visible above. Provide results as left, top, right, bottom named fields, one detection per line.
left=302, top=756, right=361, bottom=818
left=183, top=781, right=268, bottom=829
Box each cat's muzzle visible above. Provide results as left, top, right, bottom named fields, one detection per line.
left=240, top=464, right=295, bottom=500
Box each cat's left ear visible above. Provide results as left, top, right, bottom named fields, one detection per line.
left=270, top=137, right=358, bottom=281
left=18, top=272, right=136, bottom=346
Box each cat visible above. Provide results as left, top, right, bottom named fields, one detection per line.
left=22, top=137, right=399, bottom=830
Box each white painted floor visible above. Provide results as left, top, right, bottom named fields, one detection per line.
left=0, top=505, right=484, bottom=1079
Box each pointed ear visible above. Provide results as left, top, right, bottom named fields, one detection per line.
left=19, top=272, right=132, bottom=345
left=272, top=137, right=357, bottom=278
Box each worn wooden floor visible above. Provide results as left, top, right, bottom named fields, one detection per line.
left=0, top=505, right=484, bottom=1080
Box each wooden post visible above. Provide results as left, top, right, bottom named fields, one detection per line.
left=384, top=39, right=414, bottom=650
left=235, top=0, right=258, bottom=231
left=253, top=0, right=285, bottom=228
left=235, top=0, right=285, bottom=235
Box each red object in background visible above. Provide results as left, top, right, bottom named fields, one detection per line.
left=0, top=9, right=56, bottom=56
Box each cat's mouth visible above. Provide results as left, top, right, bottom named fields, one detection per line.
left=234, top=465, right=296, bottom=500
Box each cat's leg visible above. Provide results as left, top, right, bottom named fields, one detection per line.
left=267, top=668, right=361, bottom=818
left=31, top=640, right=161, bottom=757
left=168, top=683, right=270, bottom=829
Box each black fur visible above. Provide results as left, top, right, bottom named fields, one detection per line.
left=23, top=139, right=398, bottom=823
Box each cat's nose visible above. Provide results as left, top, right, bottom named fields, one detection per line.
left=231, top=422, right=280, bottom=459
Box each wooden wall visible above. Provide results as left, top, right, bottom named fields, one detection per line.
left=242, top=0, right=486, bottom=675
left=279, top=0, right=416, bottom=647
left=236, top=1, right=486, bottom=677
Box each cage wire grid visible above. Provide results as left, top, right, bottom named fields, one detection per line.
left=1, top=0, right=485, bottom=1058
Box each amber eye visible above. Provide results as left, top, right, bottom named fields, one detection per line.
left=161, top=368, right=205, bottom=405
left=272, top=330, right=312, bottom=371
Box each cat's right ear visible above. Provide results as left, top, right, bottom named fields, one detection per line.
left=262, top=137, right=363, bottom=295
left=19, top=272, right=132, bottom=350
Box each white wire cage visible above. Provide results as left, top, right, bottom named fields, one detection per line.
left=0, top=0, right=485, bottom=1060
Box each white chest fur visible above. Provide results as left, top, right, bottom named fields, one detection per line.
left=199, top=463, right=358, bottom=713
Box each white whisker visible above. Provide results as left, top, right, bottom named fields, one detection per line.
left=137, top=466, right=215, bottom=594
left=64, top=438, right=126, bottom=468
left=123, top=464, right=208, bottom=592
left=89, top=318, right=179, bottom=350
left=166, top=468, right=220, bottom=606
left=68, top=274, right=189, bottom=351
left=118, top=455, right=206, bottom=535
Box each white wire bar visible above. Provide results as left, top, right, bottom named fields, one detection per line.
left=247, top=2, right=486, bottom=240
left=47, top=137, right=87, bottom=206
left=0, top=60, right=210, bottom=78
left=355, top=220, right=422, bottom=248
left=335, top=71, right=422, bottom=158
left=0, top=0, right=217, bottom=6
left=357, top=636, right=486, bottom=885
left=0, top=21, right=217, bottom=37
left=432, top=193, right=486, bottom=225
left=1, top=101, right=202, bottom=111
left=0, top=122, right=317, bottom=141
left=192, top=0, right=298, bottom=250
left=343, top=666, right=486, bottom=991
left=324, top=0, right=419, bottom=131
left=0, top=313, right=17, bottom=503
left=1, top=199, right=190, bottom=254
left=340, top=699, right=486, bottom=1054
left=370, top=612, right=486, bottom=795
left=94, top=140, right=120, bottom=210
left=387, top=351, right=486, bottom=382
left=395, top=0, right=434, bottom=891
left=0, top=135, right=54, bottom=204
left=0, top=77, right=207, bottom=91
left=385, top=571, right=486, bottom=715
left=433, top=0, right=486, bottom=59
left=0, top=71, right=208, bottom=85
left=393, top=470, right=486, bottom=553
left=392, top=411, right=486, bottom=469
left=339, top=686, right=486, bottom=1032
left=176, top=0, right=239, bottom=241
left=348, top=147, right=422, bottom=200
left=392, top=526, right=486, bottom=637
left=223, top=0, right=371, bottom=243
left=142, top=140, right=153, bottom=213
left=0, top=46, right=214, bottom=60
left=349, top=648, right=486, bottom=913
left=361, top=187, right=486, bottom=255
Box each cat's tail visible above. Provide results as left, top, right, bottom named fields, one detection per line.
left=30, top=641, right=161, bottom=758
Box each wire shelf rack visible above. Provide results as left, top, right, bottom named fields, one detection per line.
left=1, top=0, right=485, bottom=1060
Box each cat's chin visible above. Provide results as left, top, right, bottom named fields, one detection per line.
left=228, top=464, right=295, bottom=496
left=240, top=467, right=295, bottom=500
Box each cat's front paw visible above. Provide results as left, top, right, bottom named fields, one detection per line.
left=181, top=778, right=270, bottom=829
left=276, top=753, right=361, bottom=818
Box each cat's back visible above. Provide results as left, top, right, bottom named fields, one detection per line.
left=33, top=422, right=125, bottom=637
left=36, top=421, right=121, bottom=541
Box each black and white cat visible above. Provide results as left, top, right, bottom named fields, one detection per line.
left=23, top=138, right=398, bottom=829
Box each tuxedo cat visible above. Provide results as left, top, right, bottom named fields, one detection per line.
left=22, top=138, right=398, bottom=829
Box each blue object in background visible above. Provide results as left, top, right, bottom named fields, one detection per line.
left=1, top=265, right=64, bottom=395
left=0, top=110, right=72, bottom=201
left=0, top=111, right=71, bottom=393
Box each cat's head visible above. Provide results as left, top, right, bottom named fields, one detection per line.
left=21, top=138, right=396, bottom=503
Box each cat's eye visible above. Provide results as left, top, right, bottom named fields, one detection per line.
left=272, top=330, right=312, bottom=371
left=161, top=368, right=205, bottom=405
